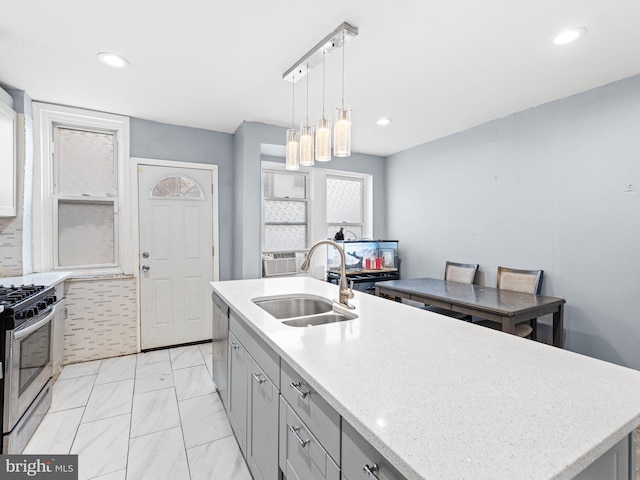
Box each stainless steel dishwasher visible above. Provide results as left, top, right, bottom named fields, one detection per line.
left=211, top=291, right=229, bottom=410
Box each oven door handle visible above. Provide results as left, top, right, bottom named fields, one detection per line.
left=13, top=304, right=59, bottom=340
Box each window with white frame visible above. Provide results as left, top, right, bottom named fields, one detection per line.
left=261, top=161, right=371, bottom=245
left=326, top=175, right=365, bottom=240
left=33, top=103, right=131, bottom=275
left=262, top=169, right=309, bottom=252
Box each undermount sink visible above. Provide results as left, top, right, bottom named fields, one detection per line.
left=253, top=295, right=333, bottom=319
left=282, top=313, right=354, bottom=327
left=252, top=294, right=357, bottom=327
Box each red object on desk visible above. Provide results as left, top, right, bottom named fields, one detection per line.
left=375, top=257, right=382, bottom=269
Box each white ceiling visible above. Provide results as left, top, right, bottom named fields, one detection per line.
left=1, top=0, right=640, bottom=157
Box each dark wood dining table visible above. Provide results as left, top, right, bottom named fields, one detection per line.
left=375, top=278, right=566, bottom=347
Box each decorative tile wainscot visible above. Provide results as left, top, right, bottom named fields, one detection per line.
left=64, top=276, right=138, bottom=364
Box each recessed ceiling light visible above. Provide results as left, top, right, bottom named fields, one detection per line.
left=376, top=118, right=391, bottom=126
left=97, top=52, right=130, bottom=68
left=553, top=27, right=587, bottom=45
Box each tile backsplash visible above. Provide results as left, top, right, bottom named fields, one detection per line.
left=0, top=216, right=23, bottom=276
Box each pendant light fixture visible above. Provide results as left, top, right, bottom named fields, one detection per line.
left=334, top=30, right=351, bottom=157
left=282, top=22, right=358, bottom=165
left=285, top=73, right=300, bottom=170
left=300, top=62, right=315, bottom=166
left=315, top=48, right=331, bottom=162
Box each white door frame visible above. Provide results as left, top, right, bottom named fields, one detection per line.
left=131, top=157, right=220, bottom=351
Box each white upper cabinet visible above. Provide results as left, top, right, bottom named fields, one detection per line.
left=0, top=99, right=17, bottom=217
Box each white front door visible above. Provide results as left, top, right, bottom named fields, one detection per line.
left=138, top=164, right=214, bottom=349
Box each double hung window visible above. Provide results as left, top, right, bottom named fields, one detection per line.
left=34, top=104, right=131, bottom=275
left=326, top=175, right=365, bottom=240
left=262, top=170, right=309, bottom=252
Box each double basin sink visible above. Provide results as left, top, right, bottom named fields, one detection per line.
left=253, top=294, right=357, bottom=327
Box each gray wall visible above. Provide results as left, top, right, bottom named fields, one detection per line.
left=131, top=118, right=235, bottom=280
left=385, top=74, right=640, bottom=369
left=234, top=121, right=387, bottom=280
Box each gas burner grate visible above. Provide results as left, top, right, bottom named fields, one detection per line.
left=0, top=284, right=47, bottom=307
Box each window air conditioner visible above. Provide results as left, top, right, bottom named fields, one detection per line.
left=262, top=252, right=301, bottom=277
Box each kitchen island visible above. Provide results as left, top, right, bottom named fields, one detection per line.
left=211, top=276, right=640, bottom=480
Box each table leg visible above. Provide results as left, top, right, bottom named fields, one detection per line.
left=553, top=303, right=564, bottom=348
left=501, top=317, right=514, bottom=335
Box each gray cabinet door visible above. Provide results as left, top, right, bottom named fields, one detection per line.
left=573, top=433, right=634, bottom=480
left=279, top=397, right=340, bottom=480
left=342, top=420, right=406, bottom=480
left=248, top=359, right=279, bottom=480
left=228, top=332, right=249, bottom=455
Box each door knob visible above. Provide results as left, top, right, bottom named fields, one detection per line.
left=141, top=265, right=150, bottom=272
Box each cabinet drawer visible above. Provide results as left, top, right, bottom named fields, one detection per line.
left=342, top=421, right=406, bottom=480
left=279, top=397, right=340, bottom=480
left=281, top=360, right=341, bottom=465
left=230, top=311, right=280, bottom=386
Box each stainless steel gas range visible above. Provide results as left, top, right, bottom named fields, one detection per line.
left=0, top=284, right=64, bottom=454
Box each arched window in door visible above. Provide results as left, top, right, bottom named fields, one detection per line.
left=149, top=175, right=205, bottom=200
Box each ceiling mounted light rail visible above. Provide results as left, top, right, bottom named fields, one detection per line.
left=282, top=22, right=358, bottom=84
left=283, top=22, right=358, bottom=169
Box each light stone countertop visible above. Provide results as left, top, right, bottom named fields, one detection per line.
left=211, top=276, right=640, bottom=480
left=0, top=271, right=73, bottom=287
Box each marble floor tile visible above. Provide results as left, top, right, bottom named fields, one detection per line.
left=82, top=379, right=134, bottom=424
left=50, top=374, right=96, bottom=413
left=187, top=436, right=252, bottom=480
left=89, top=470, right=126, bottom=480
left=173, top=364, right=215, bottom=401
left=169, top=345, right=205, bottom=370
left=178, top=393, right=233, bottom=449
left=202, top=353, right=213, bottom=381
left=95, top=355, right=137, bottom=385
left=134, top=360, right=174, bottom=394
left=57, top=359, right=102, bottom=380
left=198, top=342, right=212, bottom=355
left=127, top=426, right=190, bottom=480
left=23, top=407, right=84, bottom=454
left=30, top=349, right=255, bottom=480
left=71, top=413, right=130, bottom=480
left=136, top=349, right=170, bottom=366
left=130, top=387, right=180, bottom=438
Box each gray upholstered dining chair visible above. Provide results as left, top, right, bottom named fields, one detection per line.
left=423, top=261, right=479, bottom=320
left=475, top=266, right=544, bottom=338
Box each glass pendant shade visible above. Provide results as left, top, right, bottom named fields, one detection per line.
left=299, top=124, right=315, bottom=166
left=333, top=106, right=351, bottom=157
left=315, top=116, right=331, bottom=161
left=285, top=128, right=300, bottom=170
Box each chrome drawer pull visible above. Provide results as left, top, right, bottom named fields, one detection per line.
left=288, top=425, right=309, bottom=448
left=290, top=382, right=309, bottom=399
left=363, top=463, right=380, bottom=479
left=252, top=372, right=265, bottom=384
